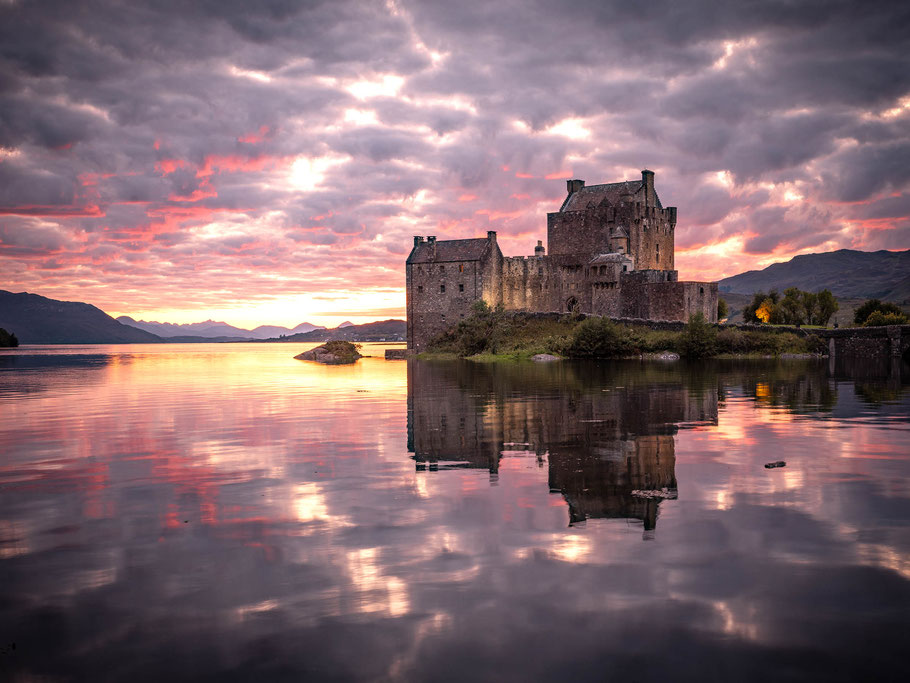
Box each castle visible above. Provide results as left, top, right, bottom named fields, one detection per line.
left=406, top=170, right=718, bottom=350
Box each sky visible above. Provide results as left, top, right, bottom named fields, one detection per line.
left=1, top=0, right=908, bottom=329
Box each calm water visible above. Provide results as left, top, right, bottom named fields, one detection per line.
left=1, top=343, right=909, bottom=682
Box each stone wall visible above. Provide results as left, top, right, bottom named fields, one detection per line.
left=407, top=256, right=493, bottom=350
left=620, top=279, right=718, bottom=323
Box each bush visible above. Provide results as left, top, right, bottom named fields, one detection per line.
left=862, top=311, right=909, bottom=326
left=679, top=313, right=717, bottom=358
left=855, top=300, right=905, bottom=325
left=568, top=317, right=635, bottom=358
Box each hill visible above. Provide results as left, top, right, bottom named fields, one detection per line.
left=118, top=317, right=325, bottom=339
left=270, top=319, right=406, bottom=342
left=0, top=290, right=164, bottom=344
left=718, top=249, right=910, bottom=301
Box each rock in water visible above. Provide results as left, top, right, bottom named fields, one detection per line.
left=295, top=340, right=362, bottom=364
left=531, top=354, right=561, bottom=362
left=764, top=460, right=786, bottom=469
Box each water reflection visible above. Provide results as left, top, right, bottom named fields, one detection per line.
left=0, top=345, right=908, bottom=681
left=408, top=361, right=718, bottom=532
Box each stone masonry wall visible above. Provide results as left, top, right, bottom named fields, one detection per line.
left=407, top=258, right=490, bottom=350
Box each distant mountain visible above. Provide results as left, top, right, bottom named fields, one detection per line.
left=269, top=319, right=406, bottom=342
left=337, top=321, right=354, bottom=328
left=291, top=322, right=325, bottom=334
left=118, top=317, right=326, bottom=339
left=1, top=291, right=164, bottom=344
left=719, top=249, right=910, bottom=301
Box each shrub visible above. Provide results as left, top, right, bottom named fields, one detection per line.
left=568, top=317, right=635, bottom=358
left=862, top=311, right=909, bottom=326
left=679, top=313, right=717, bottom=358
left=854, top=299, right=903, bottom=325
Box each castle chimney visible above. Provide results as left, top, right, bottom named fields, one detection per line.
left=534, top=239, right=545, bottom=257
left=427, top=235, right=436, bottom=258
left=667, top=206, right=677, bottom=228
left=641, top=170, right=654, bottom=203
left=487, top=231, right=497, bottom=243
left=567, top=179, right=585, bottom=194
left=414, top=235, right=424, bottom=246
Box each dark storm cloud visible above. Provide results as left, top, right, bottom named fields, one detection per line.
left=0, top=0, right=908, bottom=319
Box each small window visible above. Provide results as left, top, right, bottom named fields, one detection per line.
left=440, top=284, right=445, bottom=293
left=440, top=265, right=445, bottom=273
left=459, top=264, right=464, bottom=273
left=459, top=284, right=464, bottom=292
left=700, top=287, right=705, bottom=295
left=623, top=265, right=628, bottom=272
left=417, top=285, right=423, bottom=293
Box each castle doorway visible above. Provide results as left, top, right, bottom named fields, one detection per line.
left=566, top=297, right=578, bottom=313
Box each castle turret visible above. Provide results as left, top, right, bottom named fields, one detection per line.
left=534, top=240, right=545, bottom=257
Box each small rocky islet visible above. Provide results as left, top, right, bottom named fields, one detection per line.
left=294, top=340, right=362, bottom=364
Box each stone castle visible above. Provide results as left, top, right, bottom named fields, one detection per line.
left=406, top=170, right=718, bottom=350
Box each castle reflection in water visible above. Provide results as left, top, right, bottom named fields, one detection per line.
left=407, top=360, right=718, bottom=533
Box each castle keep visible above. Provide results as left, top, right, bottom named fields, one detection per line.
left=406, top=170, right=718, bottom=350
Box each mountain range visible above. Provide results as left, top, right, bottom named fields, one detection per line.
left=0, top=290, right=162, bottom=344
left=117, top=316, right=325, bottom=340
left=0, top=289, right=404, bottom=344
left=719, top=249, right=910, bottom=301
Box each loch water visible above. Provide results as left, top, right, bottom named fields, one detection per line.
left=1, top=343, right=909, bottom=682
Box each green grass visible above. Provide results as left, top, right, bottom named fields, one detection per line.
left=426, top=311, right=826, bottom=360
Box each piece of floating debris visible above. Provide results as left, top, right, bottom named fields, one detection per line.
left=631, top=488, right=678, bottom=500
left=764, top=461, right=786, bottom=469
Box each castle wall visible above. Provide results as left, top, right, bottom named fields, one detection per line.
left=407, top=255, right=497, bottom=351
left=547, top=209, right=613, bottom=257
left=620, top=278, right=718, bottom=323
left=628, top=204, right=676, bottom=271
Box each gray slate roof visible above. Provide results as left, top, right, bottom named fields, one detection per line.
left=407, top=238, right=490, bottom=263
left=560, top=180, right=662, bottom=211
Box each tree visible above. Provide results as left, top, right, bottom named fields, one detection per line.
left=745, top=290, right=780, bottom=323
left=800, top=291, right=818, bottom=326
left=755, top=297, right=776, bottom=323
left=717, top=298, right=729, bottom=321
left=814, top=289, right=838, bottom=326
left=779, top=287, right=804, bottom=325
left=0, top=328, right=18, bottom=348
left=854, top=299, right=904, bottom=325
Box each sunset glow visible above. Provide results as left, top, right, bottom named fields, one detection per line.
left=1, top=1, right=908, bottom=327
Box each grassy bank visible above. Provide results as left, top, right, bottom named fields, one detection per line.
left=425, top=306, right=826, bottom=360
